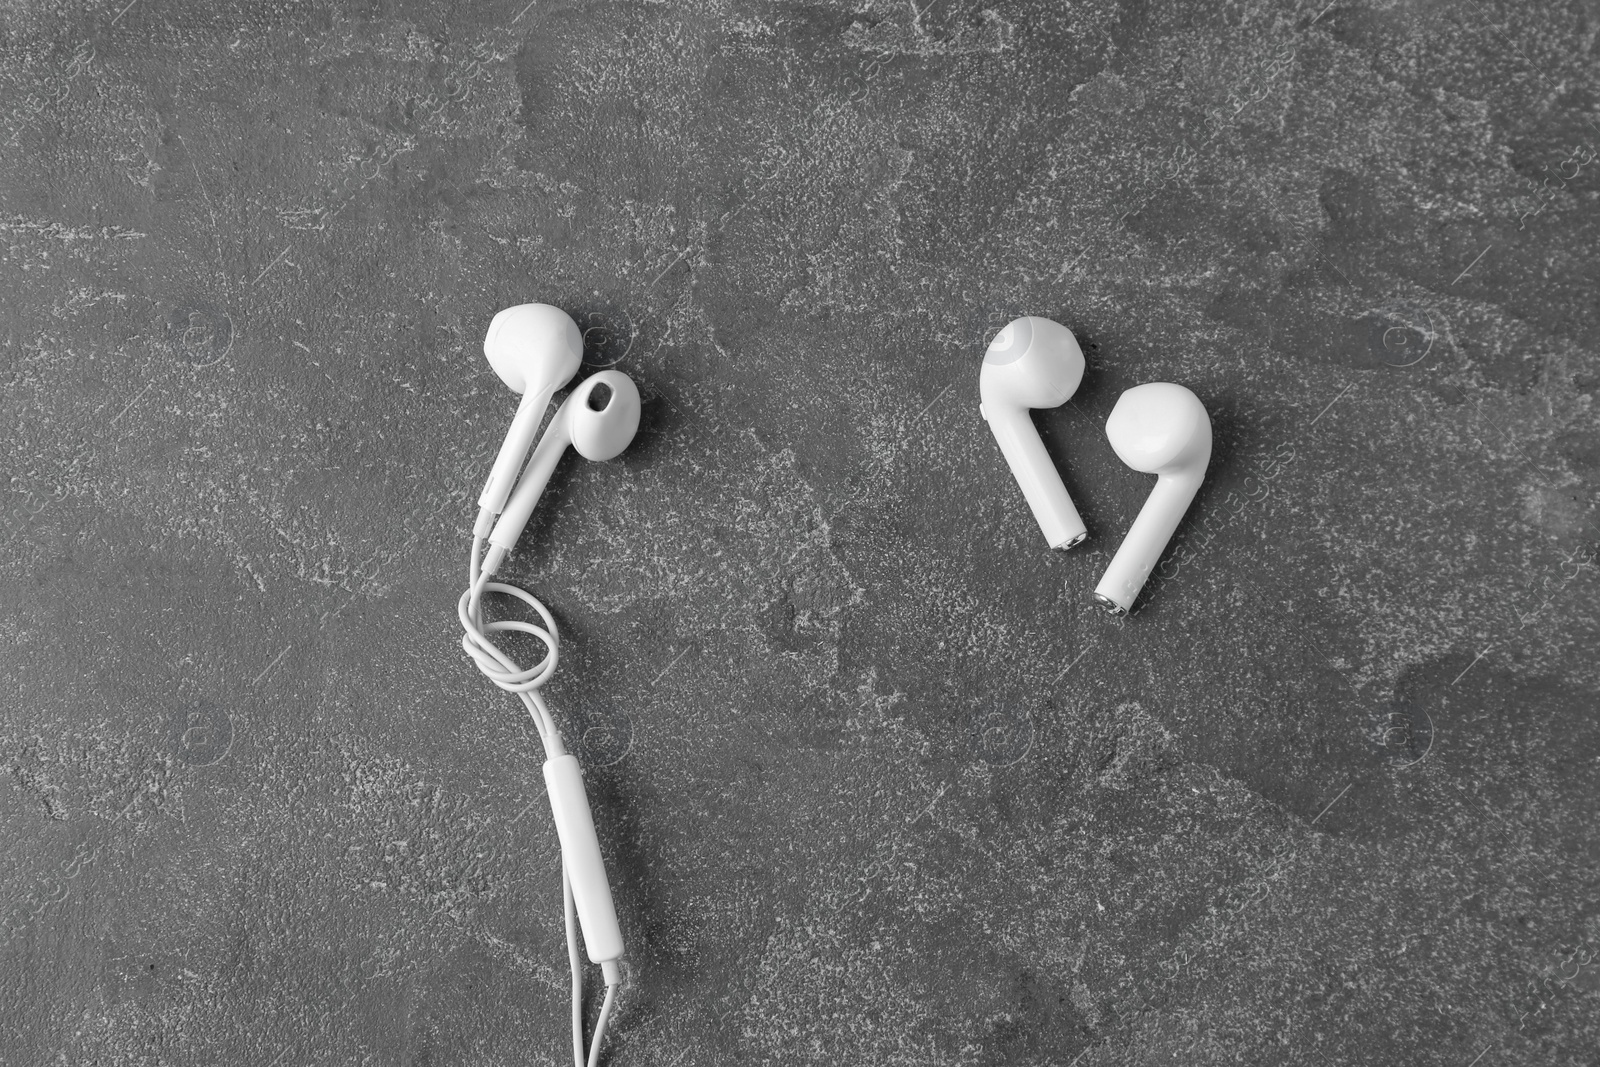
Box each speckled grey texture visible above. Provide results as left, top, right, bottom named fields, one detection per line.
left=3, top=1, right=1598, bottom=1064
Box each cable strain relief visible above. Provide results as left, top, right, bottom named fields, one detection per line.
left=481, top=543, right=508, bottom=578
left=601, top=959, right=622, bottom=986
left=473, top=507, right=496, bottom=539
left=543, top=728, right=566, bottom=759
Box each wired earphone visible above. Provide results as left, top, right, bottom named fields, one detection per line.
left=457, top=303, right=642, bottom=1067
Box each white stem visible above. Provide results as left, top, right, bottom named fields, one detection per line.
left=982, top=402, right=1086, bottom=549
left=1095, top=471, right=1202, bottom=613
left=490, top=404, right=573, bottom=552
left=478, top=382, right=559, bottom=514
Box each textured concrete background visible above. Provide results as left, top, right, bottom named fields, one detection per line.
left=3, top=0, right=1598, bottom=1064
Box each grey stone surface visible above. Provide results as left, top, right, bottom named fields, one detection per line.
left=3, top=0, right=1598, bottom=1063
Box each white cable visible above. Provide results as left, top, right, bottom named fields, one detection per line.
left=564, top=862, right=618, bottom=1067
left=459, top=533, right=562, bottom=754
left=587, top=981, right=619, bottom=1067
left=460, top=525, right=618, bottom=1067
left=564, top=861, right=584, bottom=1067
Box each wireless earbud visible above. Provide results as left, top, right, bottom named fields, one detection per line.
left=476, top=303, right=584, bottom=527
left=481, top=370, right=641, bottom=576
left=979, top=316, right=1088, bottom=550
left=1094, top=382, right=1212, bottom=615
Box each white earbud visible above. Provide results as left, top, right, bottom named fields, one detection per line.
left=978, top=316, right=1088, bottom=550
left=1094, top=383, right=1212, bottom=615
left=481, top=370, right=641, bottom=576
left=476, top=303, right=584, bottom=528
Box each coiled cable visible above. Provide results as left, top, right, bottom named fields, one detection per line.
left=459, top=528, right=619, bottom=1067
